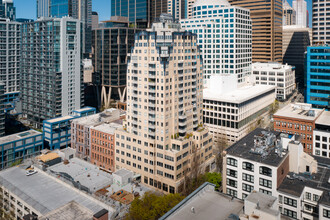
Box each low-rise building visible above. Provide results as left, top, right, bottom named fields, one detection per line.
left=71, top=108, right=123, bottom=162
left=277, top=157, right=330, bottom=220
left=313, top=111, right=330, bottom=158
left=0, top=166, right=113, bottom=219
left=273, top=103, right=324, bottom=154
left=43, top=107, right=96, bottom=150
left=0, top=130, right=43, bottom=169
left=223, top=128, right=316, bottom=200
left=90, top=122, right=122, bottom=171
left=252, top=62, right=296, bottom=101
left=203, top=75, right=275, bottom=144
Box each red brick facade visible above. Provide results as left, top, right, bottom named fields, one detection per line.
left=90, top=128, right=115, bottom=171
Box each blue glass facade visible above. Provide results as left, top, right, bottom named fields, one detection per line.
left=43, top=107, right=96, bottom=150
left=50, top=0, right=69, bottom=18
left=305, top=46, right=330, bottom=111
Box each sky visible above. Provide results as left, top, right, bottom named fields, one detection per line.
left=15, top=0, right=313, bottom=26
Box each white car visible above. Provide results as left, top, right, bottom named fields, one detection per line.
left=26, top=169, right=37, bottom=176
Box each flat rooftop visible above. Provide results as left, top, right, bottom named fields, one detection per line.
left=72, top=108, right=120, bottom=127
left=0, top=130, right=42, bottom=145
left=274, top=103, right=323, bottom=121
left=245, top=191, right=279, bottom=216
left=161, top=183, right=243, bottom=220
left=73, top=107, right=95, bottom=113
left=278, top=166, right=330, bottom=206
left=0, top=166, right=112, bottom=216
left=91, top=122, right=122, bottom=135
left=252, top=62, right=293, bottom=71
left=316, top=111, right=330, bottom=126
left=203, top=84, right=275, bottom=104
left=48, top=158, right=112, bottom=192
left=225, top=128, right=288, bottom=167
left=45, top=115, right=76, bottom=124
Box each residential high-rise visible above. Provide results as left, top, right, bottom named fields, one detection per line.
left=0, top=82, right=4, bottom=137
left=180, top=0, right=252, bottom=84
left=282, top=25, right=311, bottom=90
left=49, top=0, right=92, bottom=55
left=0, top=18, right=20, bottom=107
left=305, top=46, right=330, bottom=110
left=283, top=0, right=296, bottom=26
left=292, top=0, right=307, bottom=27
left=0, top=0, right=15, bottom=20
left=312, top=0, right=330, bottom=45
left=114, top=15, right=215, bottom=193
left=21, top=17, right=82, bottom=128
left=37, top=0, right=49, bottom=18
left=93, top=18, right=142, bottom=107
left=111, top=0, right=151, bottom=27
left=228, top=0, right=283, bottom=63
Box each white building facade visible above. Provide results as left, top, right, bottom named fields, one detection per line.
left=180, top=0, right=252, bottom=84
left=252, top=62, right=296, bottom=101
left=292, top=0, right=307, bottom=27
left=313, top=112, right=330, bottom=158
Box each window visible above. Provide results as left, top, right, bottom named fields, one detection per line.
left=324, top=209, right=330, bottom=218
left=259, top=178, right=272, bottom=188
left=226, top=178, right=237, bottom=188
left=313, top=194, right=319, bottom=201
left=279, top=195, right=283, bottom=204
left=305, top=192, right=311, bottom=200
left=227, top=169, right=237, bottom=178
left=259, top=166, right=272, bottom=177
left=283, top=208, right=297, bottom=219
left=226, top=188, right=237, bottom=198
left=242, top=162, right=254, bottom=171
left=242, top=173, right=254, bottom=183
left=259, top=188, right=271, bottom=195
left=242, top=183, right=254, bottom=192
left=284, top=197, right=297, bottom=207
left=227, top=158, right=237, bottom=167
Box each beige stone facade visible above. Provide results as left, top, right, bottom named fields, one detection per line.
left=114, top=17, right=215, bottom=193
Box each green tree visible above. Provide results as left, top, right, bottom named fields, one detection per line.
left=206, top=172, right=222, bottom=189
left=126, top=192, right=184, bottom=220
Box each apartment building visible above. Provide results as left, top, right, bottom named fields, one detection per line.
left=228, top=0, right=282, bottom=63
left=223, top=128, right=317, bottom=200
left=180, top=0, right=252, bottom=84
left=312, top=0, right=330, bottom=44
left=273, top=103, right=324, bottom=155
left=0, top=82, right=4, bottom=137
left=71, top=108, right=123, bottom=164
left=283, top=0, right=296, bottom=26
left=252, top=62, right=296, bottom=101
left=114, top=15, right=215, bottom=194
left=277, top=157, right=330, bottom=219
left=305, top=46, right=330, bottom=111
left=203, top=75, right=275, bottom=144
left=313, top=111, right=330, bottom=158
left=21, top=17, right=82, bottom=128
left=90, top=122, right=121, bottom=171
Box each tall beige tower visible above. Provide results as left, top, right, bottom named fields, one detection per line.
left=114, top=15, right=215, bottom=193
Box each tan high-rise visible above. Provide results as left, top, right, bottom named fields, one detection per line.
left=228, top=0, right=283, bottom=63
left=114, top=15, right=215, bottom=193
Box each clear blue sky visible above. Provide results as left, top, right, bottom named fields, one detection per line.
left=15, top=0, right=111, bottom=21
left=15, top=0, right=313, bottom=26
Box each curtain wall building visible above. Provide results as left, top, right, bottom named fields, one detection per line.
left=114, top=16, right=215, bottom=193
left=21, top=17, right=82, bottom=128
left=180, top=0, right=252, bottom=84
left=37, top=0, right=49, bottom=18
left=228, top=0, right=283, bottom=63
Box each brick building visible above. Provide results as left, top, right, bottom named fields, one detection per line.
left=273, top=103, right=324, bottom=155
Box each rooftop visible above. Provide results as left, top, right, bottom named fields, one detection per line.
left=0, top=166, right=112, bottom=216
left=245, top=191, right=279, bottom=216
left=274, top=103, right=323, bottom=121
left=45, top=115, right=76, bottom=124
left=72, top=108, right=121, bottom=127
left=160, top=182, right=243, bottom=220
left=225, top=128, right=290, bottom=167
left=278, top=166, right=330, bottom=206
left=316, top=111, right=330, bottom=126
left=0, top=130, right=42, bottom=145
left=91, top=122, right=122, bottom=135
left=48, top=157, right=112, bottom=192
left=252, top=62, right=293, bottom=71
left=204, top=84, right=275, bottom=104
left=194, top=0, right=230, bottom=7
left=37, top=153, right=60, bottom=163
left=73, top=106, right=96, bottom=113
